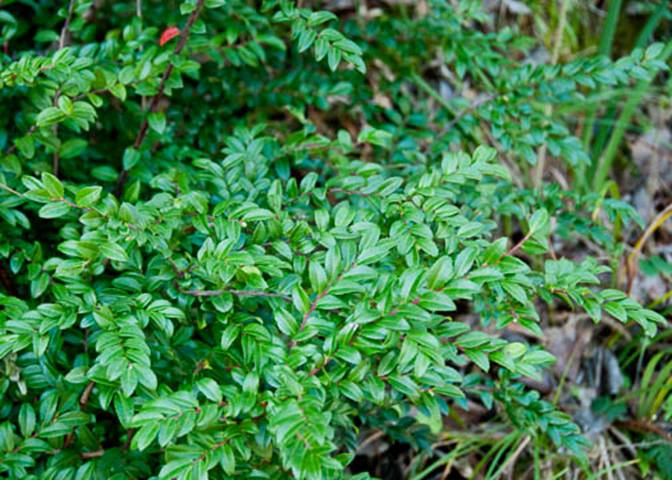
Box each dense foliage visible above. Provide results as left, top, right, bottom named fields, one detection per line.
left=0, top=1, right=669, bottom=479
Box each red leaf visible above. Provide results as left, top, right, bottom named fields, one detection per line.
left=159, top=27, right=181, bottom=46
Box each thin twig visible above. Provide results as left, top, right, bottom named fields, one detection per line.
left=355, top=430, right=385, bottom=454
left=52, top=93, right=61, bottom=176
left=328, top=187, right=373, bottom=197
left=81, top=449, right=105, bottom=459
left=52, top=137, right=61, bottom=176
left=492, top=229, right=534, bottom=264
left=123, top=429, right=135, bottom=450
left=307, top=356, right=330, bottom=377
left=79, top=381, right=95, bottom=407
left=115, top=0, right=206, bottom=197
left=293, top=297, right=322, bottom=343
left=500, top=436, right=531, bottom=477
left=444, top=94, right=495, bottom=133
left=532, top=0, right=569, bottom=189
left=289, top=264, right=354, bottom=349
left=6, top=125, right=37, bottom=156
left=53, top=0, right=78, bottom=176
left=59, top=0, right=77, bottom=50
left=616, top=419, right=672, bottom=442
left=182, top=288, right=290, bottom=301
left=626, top=203, right=672, bottom=294
left=0, top=182, right=26, bottom=198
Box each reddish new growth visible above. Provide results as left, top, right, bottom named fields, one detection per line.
left=159, top=26, right=181, bottom=46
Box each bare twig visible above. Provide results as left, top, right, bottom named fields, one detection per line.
left=492, top=229, right=534, bottom=264
left=52, top=139, right=61, bottom=176
left=328, top=187, right=373, bottom=197
left=6, top=126, right=37, bottom=156
left=289, top=264, right=354, bottom=350
left=500, top=436, right=531, bottom=477
left=123, top=429, right=135, bottom=450
left=307, top=356, right=330, bottom=377
left=52, top=0, right=78, bottom=176
left=79, top=381, right=95, bottom=407
left=182, top=288, right=290, bottom=301
left=355, top=430, right=385, bottom=455
left=533, top=0, right=569, bottom=189
left=444, top=94, right=495, bottom=133
left=294, top=292, right=324, bottom=338
left=59, top=0, right=77, bottom=50
left=616, top=419, right=672, bottom=442
left=0, top=182, right=26, bottom=198
left=626, top=203, right=672, bottom=294
left=81, top=449, right=105, bottom=459
left=115, top=0, right=206, bottom=197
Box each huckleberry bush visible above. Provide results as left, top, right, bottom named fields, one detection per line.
left=0, top=0, right=667, bottom=479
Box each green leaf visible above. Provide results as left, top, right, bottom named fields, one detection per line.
left=114, top=394, right=134, bottom=429
left=309, top=261, right=327, bottom=292
left=219, top=444, right=236, bottom=474
left=327, top=46, right=341, bottom=71
left=388, top=374, right=419, bottom=400
left=417, top=291, right=456, bottom=312
left=14, top=135, right=35, bottom=158
left=243, top=208, right=274, bottom=221
left=205, top=0, right=227, bottom=8
left=122, top=147, right=140, bottom=170
left=197, top=377, right=222, bottom=403
left=30, top=272, right=49, bottom=298
left=457, top=222, right=483, bottom=239
left=41, top=173, right=64, bottom=198
left=110, top=83, right=127, bottom=100
left=18, top=404, right=36, bottom=437
left=529, top=209, right=550, bottom=233
left=36, top=107, right=63, bottom=127
left=75, top=186, right=102, bottom=207
left=60, top=138, right=88, bottom=159
left=220, top=324, right=240, bottom=350
left=426, top=256, right=454, bottom=289
left=502, top=281, right=528, bottom=304
left=99, top=241, right=129, bottom=262
left=456, top=331, right=491, bottom=348
left=132, top=422, right=160, bottom=451
left=148, top=112, right=166, bottom=134
left=159, top=460, right=192, bottom=479
left=357, top=243, right=393, bottom=265
left=455, top=247, right=478, bottom=278
left=275, top=308, right=298, bottom=335
left=39, top=201, right=70, bottom=219
left=298, top=28, right=317, bottom=53
left=604, top=301, right=627, bottom=322
left=308, top=11, right=337, bottom=27
left=120, top=366, right=139, bottom=397
left=357, top=127, right=392, bottom=148
left=523, top=350, right=556, bottom=366
left=340, top=380, right=364, bottom=402
left=472, top=145, right=497, bottom=163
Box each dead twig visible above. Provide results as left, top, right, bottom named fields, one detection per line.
left=79, top=381, right=95, bottom=407
left=626, top=203, right=672, bottom=294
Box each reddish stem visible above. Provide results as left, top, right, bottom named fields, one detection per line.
left=115, top=0, right=206, bottom=197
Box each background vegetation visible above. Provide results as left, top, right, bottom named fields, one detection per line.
left=0, top=0, right=670, bottom=478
